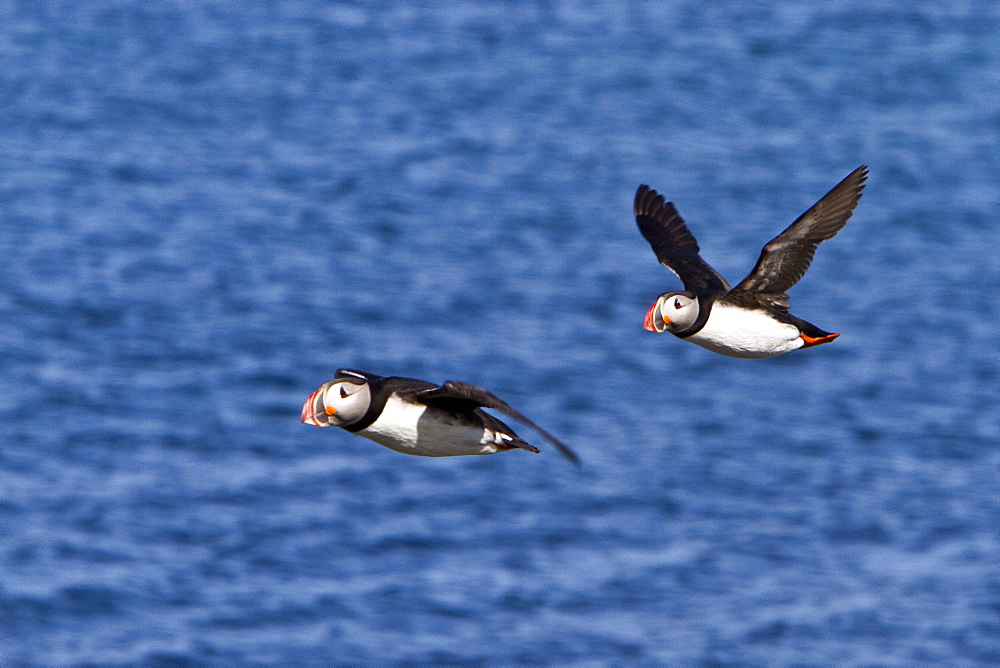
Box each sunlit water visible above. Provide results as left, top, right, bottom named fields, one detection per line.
left=1, top=2, right=998, bottom=664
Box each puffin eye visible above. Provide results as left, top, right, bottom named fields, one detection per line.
left=674, top=298, right=682, bottom=309
left=339, top=385, right=350, bottom=398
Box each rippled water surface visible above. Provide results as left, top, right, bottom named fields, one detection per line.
left=1, top=2, right=998, bottom=664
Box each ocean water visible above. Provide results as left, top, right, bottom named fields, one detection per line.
left=1, top=2, right=998, bottom=664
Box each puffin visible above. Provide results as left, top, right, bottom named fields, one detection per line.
left=301, top=369, right=580, bottom=466
left=635, top=165, right=868, bottom=358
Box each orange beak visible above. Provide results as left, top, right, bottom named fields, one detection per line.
left=643, top=301, right=669, bottom=333
left=301, top=386, right=331, bottom=427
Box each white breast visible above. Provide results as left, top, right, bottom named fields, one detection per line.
left=358, top=395, right=510, bottom=457
left=686, top=302, right=804, bottom=358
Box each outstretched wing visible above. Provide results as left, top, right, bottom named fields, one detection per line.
left=730, top=165, right=868, bottom=306
left=634, top=185, right=730, bottom=295
left=415, top=381, right=581, bottom=467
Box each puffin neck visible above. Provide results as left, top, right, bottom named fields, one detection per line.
left=341, top=377, right=391, bottom=433
left=672, top=294, right=717, bottom=339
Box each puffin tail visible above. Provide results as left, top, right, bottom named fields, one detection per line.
left=794, top=318, right=839, bottom=349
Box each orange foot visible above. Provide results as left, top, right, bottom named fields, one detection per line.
left=800, top=332, right=839, bottom=348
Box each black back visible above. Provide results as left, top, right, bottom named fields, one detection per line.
left=414, top=381, right=580, bottom=466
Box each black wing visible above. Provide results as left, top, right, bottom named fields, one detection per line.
left=634, top=185, right=730, bottom=295
left=730, top=166, right=868, bottom=309
left=415, top=381, right=581, bottom=467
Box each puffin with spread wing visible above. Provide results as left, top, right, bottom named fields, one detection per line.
left=635, top=165, right=868, bottom=358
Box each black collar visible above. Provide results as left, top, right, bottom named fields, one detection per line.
left=341, top=377, right=392, bottom=433
left=672, top=293, right=718, bottom=338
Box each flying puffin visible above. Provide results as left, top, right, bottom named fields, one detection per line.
left=635, top=165, right=868, bottom=358
left=301, top=369, right=580, bottom=466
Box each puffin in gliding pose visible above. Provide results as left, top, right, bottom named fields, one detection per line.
left=302, top=369, right=580, bottom=466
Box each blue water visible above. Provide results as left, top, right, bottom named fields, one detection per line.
left=1, top=2, right=998, bottom=664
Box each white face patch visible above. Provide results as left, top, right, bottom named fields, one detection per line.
left=662, top=293, right=698, bottom=331
left=323, top=380, right=371, bottom=425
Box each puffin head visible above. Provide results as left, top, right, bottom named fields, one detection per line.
left=644, top=292, right=699, bottom=334
left=301, top=376, right=372, bottom=428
